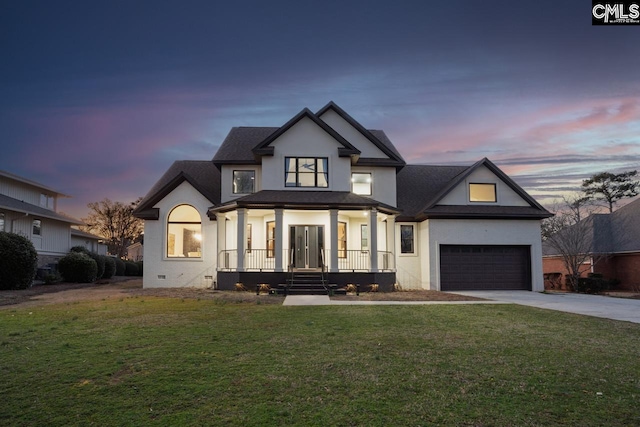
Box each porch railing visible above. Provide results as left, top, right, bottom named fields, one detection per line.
left=218, top=249, right=395, bottom=272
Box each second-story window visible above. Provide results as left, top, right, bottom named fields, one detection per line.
left=233, top=170, right=255, bottom=194
left=351, top=173, right=372, bottom=195
left=40, top=194, right=54, bottom=209
left=285, top=158, right=328, bottom=188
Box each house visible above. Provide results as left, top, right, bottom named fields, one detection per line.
left=543, top=197, right=640, bottom=291
left=71, top=228, right=108, bottom=255
left=126, top=236, right=144, bottom=261
left=134, top=102, right=551, bottom=292
left=0, top=170, right=106, bottom=267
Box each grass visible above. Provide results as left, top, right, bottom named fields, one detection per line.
left=1, top=297, right=639, bottom=426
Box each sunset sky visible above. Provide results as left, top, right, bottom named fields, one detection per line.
left=1, top=0, right=639, bottom=219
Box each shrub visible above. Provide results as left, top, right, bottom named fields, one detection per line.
left=134, top=261, right=143, bottom=276
left=88, top=253, right=105, bottom=279
left=58, top=252, right=98, bottom=283
left=575, top=274, right=612, bottom=294
left=103, top=257, right=116, bottom=279
left=114, top=258, right=125, bottom=276
left=0, top=232, right=38, bottom=290
left=124, top=261, right=139, bottom=276
left=69, top=245, right=90, bottom=255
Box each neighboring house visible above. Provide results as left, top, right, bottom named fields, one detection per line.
left=71, top=228, right=108, bottom=255
left=127, top=236, right=144, bottom=261
left=0, top=170, right=88, bottom=267
left=543, top=197, right=640, bottom=291
left=134, top=102, right=551, bottom=291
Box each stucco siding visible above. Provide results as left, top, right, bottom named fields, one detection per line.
left=350, top=166, right=397, bottom=207
left=220, top=165, right=262, bottom=203
left=143, top=181, right=217, bottom=288
left=438, top=165, right=530, bottom=207
left=427, top=219, right=544, bottom=291
left=318, top=109, right=388, bottom=158
left=261, top=117, right=352, bottom=192
left=395, top=222, right=422, bottom=289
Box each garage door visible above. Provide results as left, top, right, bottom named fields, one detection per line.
left=440, top=245, right=531, bottom=291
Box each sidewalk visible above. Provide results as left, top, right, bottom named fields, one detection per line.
left=282, top=294, right=509, bottom=306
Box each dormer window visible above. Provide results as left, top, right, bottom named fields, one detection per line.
left=233, top=170, right=255, bottom=194
left=285, top=157, right=328, bottom=188
left=351, top=173, right=372, bottom=195
left=469, top=183, right=497, bottom=203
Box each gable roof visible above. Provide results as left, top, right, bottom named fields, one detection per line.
left=316, top=101, right=406, bottom=167
left=251, top=107, right=360, bottom=158
left=133, top=161, right=220, bottom=220
left=395, top=161, right=552, bottom=221
left=0, top=193, right=83, bottom=224
left=71, top=228, right=105, bottom=241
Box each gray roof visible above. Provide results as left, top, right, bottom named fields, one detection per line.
left=135, top=161, right=221, bottom=214
left=369, top=130, right=405, bottom=164
left=212, top=127, right=278, bottom=164
left=71, top=228, right=104, bottom=240
left=210, top=190, right=399, bottom=214
left=0, top=193, right=83, bottom=224
left=396, top=165, right=469, bottom=220
left=543, top=197, right=640, bottom=255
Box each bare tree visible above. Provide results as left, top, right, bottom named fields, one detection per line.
left=543, top=194, right=602, bottom=289
left=81, top=198, right=143, bottom=258
left=582, top=170, right=639, bottom=213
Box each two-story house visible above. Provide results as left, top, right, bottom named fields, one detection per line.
left=0, top=170, right=106, bottom=268
left=134, top=102, right=551, bottom=292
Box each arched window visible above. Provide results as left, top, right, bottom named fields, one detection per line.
left=167, top=205, right=201, bottom=258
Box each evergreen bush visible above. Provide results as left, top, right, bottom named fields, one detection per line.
left=103, top=256, right=116, bottom=279
left=58, top=252, right=97, bottom=283
left=114, top=258, right=125, bottom=276
left=0, top=232, right=38, bottom=290
left=124, top=261, right=139, bottom=276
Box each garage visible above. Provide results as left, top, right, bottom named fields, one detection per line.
left=440, top=245, right=531, bottom=291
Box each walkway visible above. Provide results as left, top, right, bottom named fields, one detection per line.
left=283, top=292, right=640, bottom=324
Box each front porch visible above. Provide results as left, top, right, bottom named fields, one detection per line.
left=210, top=203, right=398, bottom=292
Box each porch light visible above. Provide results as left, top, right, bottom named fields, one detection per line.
left=363, top=211, right=368, bottom=216
left=194, top=233, right=202, bottom=241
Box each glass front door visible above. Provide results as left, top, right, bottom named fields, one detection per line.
left=290, top=225, right=324, bottom=269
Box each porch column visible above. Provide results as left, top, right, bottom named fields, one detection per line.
left=216, top=213, right=226, bottom=268
left=329, top=209, right=339, bottom=272
left=386, top=215, right=396, bottom=271
left=275, top=208, right=284, bottom=272
left=369, top=208, right=378, bottom=272
left=236, top=208, right=247, bottom=272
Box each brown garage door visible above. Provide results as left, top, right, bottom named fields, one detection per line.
left=440, top=245, right=531, bottom=291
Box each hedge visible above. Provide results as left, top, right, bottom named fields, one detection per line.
left=58, top=252, right=98, bottom=283
left=103, top=257, right=116, bottom=279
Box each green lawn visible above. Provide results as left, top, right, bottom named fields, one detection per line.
left=1, top=297, right=639, bottom=426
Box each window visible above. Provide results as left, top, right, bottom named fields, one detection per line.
left=39, top=194, right=54, bottom=209
left=32, top=219, right=42, bottom=236
left=246, top=224, right=252, bottom=253
left=266, top=221, right=275, bottom=258
left=361, top=224, right=368, bottom=251
left=0, top=212, right=4, bottom=231
left=400, top=225, right=414, bottom=254
left=285, top=157, right=328, bottom=188
left=338, top=222, right=347, bottom=258
left=351, top=173, right=372, bottom=195
left=233, top=170, right=255, bottom=194
left=469, top=183, right=497, bottom=203
left=167, top=205, right=201, bottom=258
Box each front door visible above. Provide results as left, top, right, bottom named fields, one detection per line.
left=290, top=225, right=324, bottom=269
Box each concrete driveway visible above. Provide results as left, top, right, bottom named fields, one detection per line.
left=449, top=291, right=640, bottom=324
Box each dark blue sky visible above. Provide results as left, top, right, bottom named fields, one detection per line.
left=1, top=0, right=639, bottom=218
